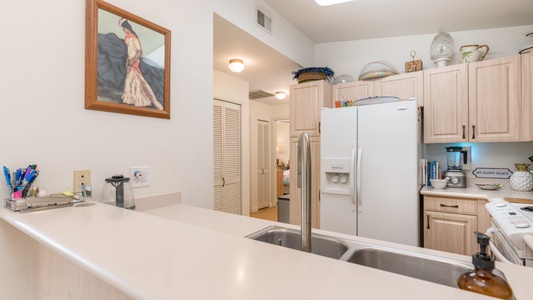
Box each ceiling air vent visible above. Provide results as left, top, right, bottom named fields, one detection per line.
left=249, top=89, right=275, bottom=99
left=256, top=9, right=272, bottom=33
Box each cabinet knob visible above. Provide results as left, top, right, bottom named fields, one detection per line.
left=472, top=125, right=476, bottom=139
left=462, top=125, right=466, bottom=139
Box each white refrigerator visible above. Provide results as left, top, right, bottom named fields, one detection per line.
left=320, top=97, right=421, bottom=247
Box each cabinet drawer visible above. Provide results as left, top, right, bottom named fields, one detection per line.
left=424, top=196, right=477, bottom=215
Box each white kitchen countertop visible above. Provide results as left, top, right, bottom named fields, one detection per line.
left=2, top=201, right=533, bottom=300
left=420, top=186, right=533, bottom=201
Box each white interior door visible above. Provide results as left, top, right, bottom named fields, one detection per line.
left=257, top=120, right=271, bottom=209
left=213, top=99, right=241, bottom=214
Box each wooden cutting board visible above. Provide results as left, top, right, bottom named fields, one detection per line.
left=504, top=197, right=533, bottom=204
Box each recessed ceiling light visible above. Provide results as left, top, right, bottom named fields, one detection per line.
left=314, top=0, right=354, bottom=6
left=228, top=59, right=244, bottom=72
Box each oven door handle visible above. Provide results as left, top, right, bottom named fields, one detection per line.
left=486, top=228, right=514, bottom=265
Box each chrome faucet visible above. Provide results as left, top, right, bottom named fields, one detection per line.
left=297, top=132, right=312, bottom=252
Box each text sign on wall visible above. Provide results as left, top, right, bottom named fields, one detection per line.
left=472, top=168, right=513, bottom=179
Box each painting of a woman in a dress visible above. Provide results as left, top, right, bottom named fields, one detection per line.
left=119, top=18, right=163, bottom=110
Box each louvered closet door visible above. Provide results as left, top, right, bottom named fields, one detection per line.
left=213, top=99, right=241, bottom=214
left=257, top=120, right=271, bottom=209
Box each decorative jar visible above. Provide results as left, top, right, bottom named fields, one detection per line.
left=509, top=164, right=533, bottom=191
left=430, top=31, right=455, bottom=67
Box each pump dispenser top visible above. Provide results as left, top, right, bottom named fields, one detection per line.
left=457, top=232, right=514, bottom=300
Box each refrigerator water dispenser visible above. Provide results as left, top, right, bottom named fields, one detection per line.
left=322, top=158, right=352, bottom=195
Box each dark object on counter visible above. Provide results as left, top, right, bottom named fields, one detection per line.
left=457, top=232, right=514, bottom=300
left=529, top=155, right=533, bottom=163
left=102, top=175, right=135, bottom=209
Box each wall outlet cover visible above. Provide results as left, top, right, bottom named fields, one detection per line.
left=130, top=166, right=150, bottom=188
left=73, top=170, right=91, bottom=192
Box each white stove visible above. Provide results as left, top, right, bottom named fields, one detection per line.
left=485, top=199, right=533, bottom=267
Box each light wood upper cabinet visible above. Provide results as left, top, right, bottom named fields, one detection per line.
left=332, top=80, right=373, bottom=103
left=424, top=55, right=522, bottom=143
left=290, top=80, right=332, bottom=138
left=522, top=51, right=533, bottom=141
left=468, top=55, right=521, bottom=142
left=374, top=71, right=424, bottom=106
left=332, top=71, right=423, bottom=106
left=423, top=64, right=469, bottom=143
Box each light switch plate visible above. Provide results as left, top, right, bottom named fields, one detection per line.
left=130, top=166, right=150, bottom=188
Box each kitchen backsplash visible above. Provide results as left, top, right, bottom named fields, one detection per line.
left=424, top=142, right=533, bottom=187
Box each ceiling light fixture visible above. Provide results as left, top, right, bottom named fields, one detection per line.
left=275, top=91, right=287, bottom=100
left=228, top=59, right=244, bottom=72
left=314, top=0, right=354, bottom=6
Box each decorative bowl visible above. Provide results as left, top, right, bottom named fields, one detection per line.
left=475, top=183, right=504, bottom=191
left=430, top=178, right=449, bottom=189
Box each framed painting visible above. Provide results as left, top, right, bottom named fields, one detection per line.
left=85, top=0, right=171, bottom=119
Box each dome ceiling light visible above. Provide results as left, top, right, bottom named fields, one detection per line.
left=275, top=91, right=287, bottom=100
left=228, top=59, right=244, bottom=72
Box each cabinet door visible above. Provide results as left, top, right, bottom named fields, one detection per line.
left=332, top=81, right=373, bottom=103
left=468, top=55, right=521, bottom=142
left=423, top=64, right=469, bottom=143
left=424, top=211, right=477, bottom=256
left=521, top=51, right=533, bottom=141
left=290, top=81, right=332, bottom=138
left=374, top=71, right=424, bottom=106
left=289, top=136, right=321, bottom=228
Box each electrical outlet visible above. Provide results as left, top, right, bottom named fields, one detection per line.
left=130, top=166, right=150, bottom=188
left=73, top=170, right=91, bottom=192
left=461, top=146, right=471, bottom=170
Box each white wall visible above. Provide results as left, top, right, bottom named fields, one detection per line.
left=0, top=0, right=313, bottom=210
left=315, top=25, right=533, bottom=80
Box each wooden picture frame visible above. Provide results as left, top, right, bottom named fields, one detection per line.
left=85, top=0, right=171, bottom=119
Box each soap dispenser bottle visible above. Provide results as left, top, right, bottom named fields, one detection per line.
left=457, top=232, right=514, bottom=300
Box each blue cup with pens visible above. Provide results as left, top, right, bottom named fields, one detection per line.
left=3, top=165, right=39, bottom=200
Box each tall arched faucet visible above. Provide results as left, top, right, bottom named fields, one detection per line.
left=297, top=132, right=312, bottom=252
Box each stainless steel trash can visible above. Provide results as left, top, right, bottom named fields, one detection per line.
left=277, top=194, right=290, bottom=224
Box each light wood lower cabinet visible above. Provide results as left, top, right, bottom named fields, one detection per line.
left=424, top=211, right=478, bottom=255
left=423, top=196, right=490, bottom=256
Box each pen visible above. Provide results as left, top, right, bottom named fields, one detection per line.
left=21, top=170, right=39, bottom=198
left=3, top=166, right=12, bottom=190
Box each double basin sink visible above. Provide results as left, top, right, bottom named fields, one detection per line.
left=246, top=226, right=479, bottom=288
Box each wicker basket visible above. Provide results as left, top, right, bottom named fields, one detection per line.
left=298, top=72, right=327, bottom=83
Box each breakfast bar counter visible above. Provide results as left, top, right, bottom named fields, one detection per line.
left=1, top=201, right=532, bottom=299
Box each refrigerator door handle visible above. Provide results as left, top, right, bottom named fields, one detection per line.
left=357, top=147, right=363, bottom=213
left=350, top=145, right=356, bottom=211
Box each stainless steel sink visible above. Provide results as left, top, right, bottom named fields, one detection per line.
left=245, top=226, right=501, bottom=289
left=341, top=246, right=473, bottom=288
left=246, top=226, right=349, bottom=259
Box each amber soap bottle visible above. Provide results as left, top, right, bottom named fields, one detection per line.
left=457, top=232, right=514, bottom=300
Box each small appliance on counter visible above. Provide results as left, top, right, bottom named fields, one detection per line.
left=443, top=146, right=467, bottom=188
left=101, top=175, right=135, bottom=209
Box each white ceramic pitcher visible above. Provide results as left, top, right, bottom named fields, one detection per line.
left=459, top=44, right=489, bottom=63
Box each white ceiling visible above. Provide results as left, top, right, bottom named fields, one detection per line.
left=213, top=0, right=533, bottom=105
